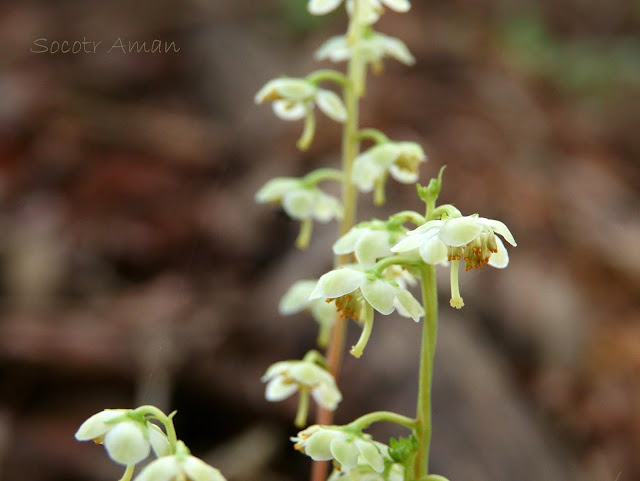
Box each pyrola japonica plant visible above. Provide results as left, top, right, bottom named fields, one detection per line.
left=74, top=2, right=515, bottom=481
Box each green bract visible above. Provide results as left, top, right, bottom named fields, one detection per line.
left=262, top=360, right=342, bottom=410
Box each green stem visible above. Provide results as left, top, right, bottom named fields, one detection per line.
left=133, top=405, right=178, bottom=453
left=118, top=465, right=135, bottom=481
left=306, top=69, right=349, bottom=87
left=357, top=128, right=389, bottom=144
left=372, top=255, right=423, bottom=274
left=414, top=265, right=438, bottom=478
left=295, top=388, right=311, bottom=428
left=390, top=210, right=426, bottom=226
left=303, top=168, right=345, bottom=186
left=348, top=411, right=417, bottom=431
left=302, top=349, right=327, bottom=367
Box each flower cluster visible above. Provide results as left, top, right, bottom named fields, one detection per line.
left=135, top=442, right=226, bottom=481
left=293, top=425, right=390, bottom=473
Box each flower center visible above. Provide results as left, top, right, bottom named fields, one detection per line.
left=462, top=232, right=498, bottom=271
left=332, top=289, right=368, bottom=322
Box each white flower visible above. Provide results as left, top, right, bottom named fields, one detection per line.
left=316, top=32, right=415, bottom=67
left=352, top=142, right=426, bottom=193
left=333, top=224, right=395, bottom=266
left=134, top=449, right=227, bottom=481
left=391, top=215, right=516, bottom=308
left=262, top=360, right=342, bottom=410
left=255, top=177, right=343, bottom=222
left=310, top=266, right=423, bottom=322
left=308, top=0, right=410, bottom=24
left=293, top=425, right=390, bottom=473
left=328, top=462, right=405, bottom=481
left=255, top=78, right=347, bottom=123
left=279, top=280, right=337, bottom=346
left=75, top=410, right=170, bottom=465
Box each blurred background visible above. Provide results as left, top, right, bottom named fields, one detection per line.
left=0, top=0, right=639, bottom=480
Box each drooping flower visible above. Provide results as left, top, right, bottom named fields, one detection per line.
left=262, top=360, right=342, bottom=411
left=255, top=178, right=343, bottom=223
left=351, top=142, right=426, bottom=193
left=333, top=223, right=395, bottom=267
left=75, top=409, right=170, bottom=465
left=293, top=425, right=390, bottom=473
left=279, top=279, right=337, bottom=347
left=308, top=0, right=411, bottom=24
left=310, top=266, right=423, bottom=322
left=255, top=77, right=347, bottom=123
left=391, top=215, right=516, bottom=308
left=316, top=32, right=415, bottom=67
left=134, top=442, right=227, bottom=481
left=328, top=462, right=405, bottom=481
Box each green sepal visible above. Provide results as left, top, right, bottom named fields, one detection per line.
left=388, top=434, right=418, bottom=464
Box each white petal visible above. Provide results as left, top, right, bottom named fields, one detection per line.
left=355, top=439, right=385, bottom=473
left=310, top=299, right=337, bottom=326
left=315, top=36, right=351, bottom=62
left=333, top=228, right=363, bottom=255
left=354, top=230, right=392, bottom=266
left=393, top=286, right=424, bottom=322
left=75, top=409, right=126, bottom=441
left=276, top=78, right=317, bottom=100
left=148, top=423, right=171, bottom=458
left=388, top=464, right=405, bottom=481
left=265, top=377, right=299, bottom=401
left=316, top=90, right=347, bottom=122
left=478, top=217, right=517, bottom=246
left=389, top=163, right=419, bottom=184
left=366, top=143, right=400, bottom=168
left=311, top=268, right=366, bottom=299
left=379, top=35, right=415, bottom=65
left=289, top=362, right=327, bottom=385
left=437, top=217, right=482, bottom=247
left=309, top=0, right=343, bottom=15
left=352, top=154, right=385, bottom=192
left=347, top=0, right=382, bottom=24
left=261, top=361, right=292, bottom=382
left=313, top=191, right=343, bottom=222
left=255, top=177, right=300, bottom=203
left=311, top=383, right=342, bottom=410
left=104, top=420, right=150, bottom=465
left=282, top=189, right=316, bottom=220
left=306, top=429, right=343, bottom=460
left=419, top=236, right=448, bottom=265
left=390, top=232, right=426, bottom=253
left=381, top=0, right=410, bottom=12
left=279, top=280, right=316, bottom=315
left=361, top=278, right=395, bottom=315
left=273, top=100, right=307, bottom=120
left=183, top=456, right=228, bottom=481
left=409, top=219, right=444, bottom=235
left=133, top=456, right=180, bottom=481
left=330, top=437, right=360, bottom=469
left=488, top=237, right=509, bottom=268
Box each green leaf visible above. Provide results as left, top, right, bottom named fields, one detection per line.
left=388, top=435, right=418, bottom=463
